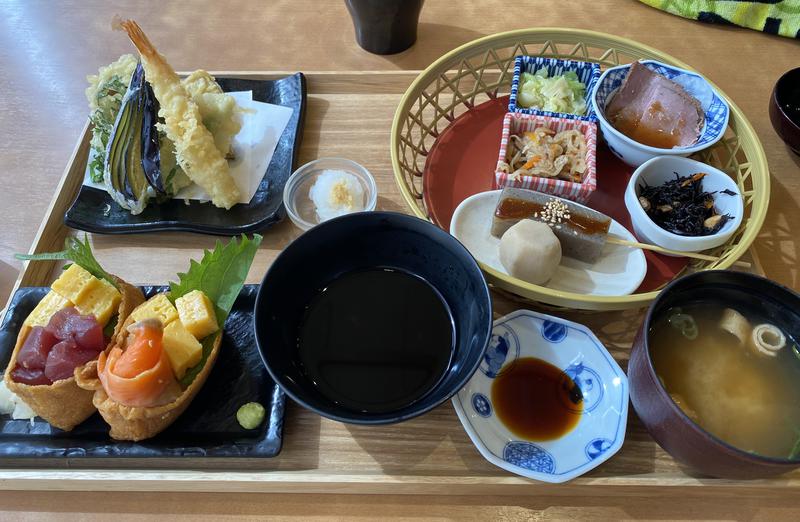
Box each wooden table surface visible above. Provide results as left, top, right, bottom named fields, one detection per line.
left=1, top=0, right=799, bottom=519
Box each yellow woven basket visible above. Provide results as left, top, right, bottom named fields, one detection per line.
left=390, top=28, right=769, bottom=311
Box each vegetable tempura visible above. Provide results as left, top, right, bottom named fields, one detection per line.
left=116, top=18, right=241, bottom=209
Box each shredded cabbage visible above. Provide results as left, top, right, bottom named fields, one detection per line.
left=517, top=69, right=587, bottom=116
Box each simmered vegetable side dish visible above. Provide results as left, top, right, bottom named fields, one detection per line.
left=498, top=127, right=588, bottom=182
left=517, top=69, right=588, bottom=116
left=638, top=172, right=733, bottom=236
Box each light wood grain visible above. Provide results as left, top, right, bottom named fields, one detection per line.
left=1, top=72, right=795, bottom=505
left=1, top=0, right=800, bottom=518
left=1, top=0, right=799, bottom=301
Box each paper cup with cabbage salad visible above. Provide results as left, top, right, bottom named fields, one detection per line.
left=75, top=234, right=261, bottom=441
left=4, top=237, right=145, bottom=431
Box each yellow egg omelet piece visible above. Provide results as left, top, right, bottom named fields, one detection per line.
left=25, top=290, right=73, bottom=327
left=130, top=293, right=179, bottom=326
left=51, top=264, right=96, bottom=303
left=74, top=277, right=121, bottom=327
left=175, top=290, right=219, bottom=340
left=162, top=320, right=203, bottom=379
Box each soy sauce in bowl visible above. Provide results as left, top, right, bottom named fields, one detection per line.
left=297, top=268, right=455, bottom=414
left=492, top=357, right=583, bottom=441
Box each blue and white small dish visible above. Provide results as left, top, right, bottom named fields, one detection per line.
left=508, top=56, right=601, bottom=122
left=591, top=60, right=730, bottom=167
left=452, top=310, right=628, bottom=483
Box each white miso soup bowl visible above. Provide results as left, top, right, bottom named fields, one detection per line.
left=624, top=156, right=743, bottom=253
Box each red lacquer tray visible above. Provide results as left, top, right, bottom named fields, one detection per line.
left=421, top=96, right=687, bottom=293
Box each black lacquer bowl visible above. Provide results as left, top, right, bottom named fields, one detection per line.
left=64, top=73, right=307, bottom=235
left=254, top=211, right=493, bottom=425
left=0, top=285, right=285, bottom=458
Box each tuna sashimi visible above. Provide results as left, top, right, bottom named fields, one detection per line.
left=11, top=307, right=105, bottom=386
left=46, top=307, right=104, bottom=352
left=10, top=366, right=51, bottom=386
left=605, top=61, right=704, bottom=148
left=44, top=339, right=101, bottom=383
left=17, top=326, right=58, bottom=370
left=46, top=307, right=81, bottom=340
left=65, top=314, right=104, bottom=352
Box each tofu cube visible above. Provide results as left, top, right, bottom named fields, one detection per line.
left=51, top=264, right=96, bottom=303
left=74, top=277, right=121, bottom=327
left=130, top=294, right=179, bottom=326
left=162, top=320, right=203, bottom=379
left=175, top=290, right=219, bottom=340
left=25, top=291, right=73, bottom=327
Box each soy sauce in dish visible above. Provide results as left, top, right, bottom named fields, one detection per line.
left=297, top=268, right=455, bottom=414
left=491, top=357, right=583, bottom=441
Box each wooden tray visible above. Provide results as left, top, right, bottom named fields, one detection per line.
left=1, top=71, right=796, bottom=497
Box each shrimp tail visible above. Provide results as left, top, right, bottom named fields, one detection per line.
left=114, top=17, right=158, bottom=60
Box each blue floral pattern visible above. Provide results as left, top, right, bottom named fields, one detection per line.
left=503, top=442, right=556, bottom=474
left=541, top=320, right=568, bottom=343
left=453, top=309, right=629, bottom=483
left=471, top=393, right=492, bottom=418
left=585, top=438, right=613, bottom=460
left=479, top=326, right=519, bottom=378
left=565, top=362, right=603, bottom=413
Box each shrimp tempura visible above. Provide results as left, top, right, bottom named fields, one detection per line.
left=116, top=18, right=241, bottom=209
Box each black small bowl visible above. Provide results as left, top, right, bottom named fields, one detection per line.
left=769, top=67, right=800, bottom=155
left=254, top=211, right=493, bottom=424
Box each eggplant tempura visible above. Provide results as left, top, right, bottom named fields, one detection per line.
left=116, top=18, right=241, bottom=209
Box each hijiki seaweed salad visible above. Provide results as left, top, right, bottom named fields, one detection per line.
left=85, top=19, right=243, bottom=215
left=637, top=172, right=735, bottom=236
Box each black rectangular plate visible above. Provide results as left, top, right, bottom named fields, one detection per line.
left=64, top=74, right=307, bottom=235
left=0, top=285, right=285, bottom=458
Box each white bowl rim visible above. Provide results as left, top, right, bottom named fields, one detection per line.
left=625, top=155, right=744, bottom=246
left=282, top=157, right=379, bottom=230
left=591, top=60, right=731, bottom=155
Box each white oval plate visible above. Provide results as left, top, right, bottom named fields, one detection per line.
left=450, top=190, right=647, bottom=296
left=452, top=309, right=629, bottom=483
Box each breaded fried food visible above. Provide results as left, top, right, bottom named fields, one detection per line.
left=116, top=18, right=241, bottom=209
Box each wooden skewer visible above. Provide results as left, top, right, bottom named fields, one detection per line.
left=606, top=236, right=752, bottom=269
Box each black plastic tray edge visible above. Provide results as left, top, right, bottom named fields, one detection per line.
left=0, top=284, right=286, bottom=459
left=63, top=72, right=307, bottom=236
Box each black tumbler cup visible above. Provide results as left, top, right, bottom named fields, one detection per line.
left=345, top=0, right=425, bottom=55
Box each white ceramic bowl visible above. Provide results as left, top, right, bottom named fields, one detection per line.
left=282, top=157, right=378, bottom=231
left=591, top=60, right=730, bottom=167
left=624, top=156, right=743, bottom=252
left=452, top=309, right=628, bottom=483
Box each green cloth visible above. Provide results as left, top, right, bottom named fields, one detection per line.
left=640, top=0, right=800, bottom=38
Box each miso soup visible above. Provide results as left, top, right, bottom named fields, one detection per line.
left=650, top=302, right=800, bottom=460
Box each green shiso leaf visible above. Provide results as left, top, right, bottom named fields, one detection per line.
left=15, top=235, right=117, bottom=289
left=169, top=234, right=262, bottom=387
left=168, top=234, right=262, bottom=324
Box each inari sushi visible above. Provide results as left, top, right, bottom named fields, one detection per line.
left=75, top=234, right=260, bottom=441
left=4, top=265, right=144, bottom=431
